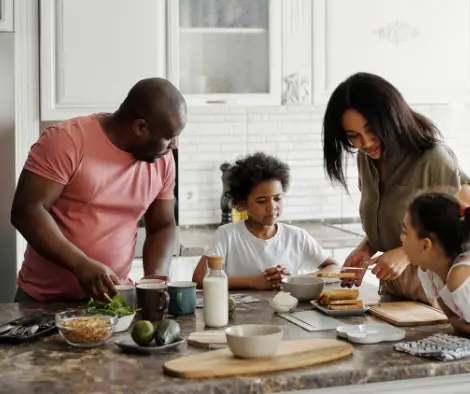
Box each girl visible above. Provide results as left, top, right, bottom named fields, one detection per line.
left=401, top=192, right=470, bottom=333
left=322, top=72, right=468, bottom=304
left=192, top=152, right=339, bottom=290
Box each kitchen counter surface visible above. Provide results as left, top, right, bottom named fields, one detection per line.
left=179, top=220, right=363, bottom=256
left=0, top=284, right=466, bottom=394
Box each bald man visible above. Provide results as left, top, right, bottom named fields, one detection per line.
left=11, top=78, right=187, bottom=302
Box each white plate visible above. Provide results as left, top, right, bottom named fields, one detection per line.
left=311, top=301, right=368, bottom=317
left=336, top=323, right=406, bottom=344
left=115, top=335, right=185, bottom=354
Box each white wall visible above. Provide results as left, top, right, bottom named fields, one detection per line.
left=0, top=33, right=17, bottom=302
left=178, top=104, right=470, bottom=226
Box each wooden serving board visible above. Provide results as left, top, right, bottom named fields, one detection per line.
left=187, top=330, right=227, bottom=349
left=368, top=301, right=448, bottom=326
left=163, top=339, right=353, bottom=379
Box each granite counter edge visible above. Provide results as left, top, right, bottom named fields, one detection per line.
left=141, top=360, right=470, bottom=394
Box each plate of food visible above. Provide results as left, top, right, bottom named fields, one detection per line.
left=311, top=289, right=368, bottom=317
left=115, top=319, right=185, bottom=355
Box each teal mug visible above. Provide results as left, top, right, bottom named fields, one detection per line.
left=168, top=281, right=197, bottom=316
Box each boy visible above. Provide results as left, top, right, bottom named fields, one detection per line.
left=192, top=152, right=339, bottom=290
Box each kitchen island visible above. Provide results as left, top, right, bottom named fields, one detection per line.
left=1, top=285, right=470, bottom=394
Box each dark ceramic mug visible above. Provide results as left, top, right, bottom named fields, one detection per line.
left=136, top=283, right=169, bottom=322
left=168, top=281, right=197, bottom=316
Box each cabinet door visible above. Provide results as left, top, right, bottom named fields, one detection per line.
left=312, top=0, right=470, bottom=105
left=168, top=0, right=281, bottom=106
left=40, top=0, right=166, bottom=120
left=0, top=0, right=13, bottom=31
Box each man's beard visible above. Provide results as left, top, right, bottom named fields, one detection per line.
left=134, top=149, right=170, bottom=163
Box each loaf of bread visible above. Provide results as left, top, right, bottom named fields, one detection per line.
left=328, top=299, right=362, bottom=305
left=317, top=289, right=359, bottom=305
left=316, top=272, right=357, bottom=279
left=327, top=300, right=365, bottom=310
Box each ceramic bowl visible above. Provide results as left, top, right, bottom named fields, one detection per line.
left=225, top=324, right=283, bottom=358
left=268, top=297, right=298, bottom=313
left=281, top=276, right=325, bottom=302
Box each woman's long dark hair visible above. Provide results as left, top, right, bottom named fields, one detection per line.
left=322, top=72, right=442, bottom=189
left=409, top=193, right=470, bottom=260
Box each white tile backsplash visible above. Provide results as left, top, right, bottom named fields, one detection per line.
left=178, top=104, right=470, bottom=226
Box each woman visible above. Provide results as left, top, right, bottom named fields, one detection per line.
left=322, top=72, right=468, bottom=304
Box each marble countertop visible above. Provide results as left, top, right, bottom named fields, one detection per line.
left=179, top=220, right=364, bottom=256
left=0, top=285, right=465, bottom=394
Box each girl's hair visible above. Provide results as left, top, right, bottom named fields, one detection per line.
left=226, top=152, right=290, bottom=205
left=409, top=192, right=470, bottom=260
left=323, top=72, right=442, bottom=189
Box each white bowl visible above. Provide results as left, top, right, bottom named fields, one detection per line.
left=269, top=298, right=298, bottom=313
left=281, top=276, right=325, bottom=302
left=225, top=324, right=283, bottom=358
left=114, top=313, right=136, bottom=333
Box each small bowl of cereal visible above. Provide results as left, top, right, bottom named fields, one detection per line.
left=55, top=310, right=117, bottom=348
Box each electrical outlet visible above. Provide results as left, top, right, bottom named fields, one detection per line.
left=180, top=188, right=199, bottom=203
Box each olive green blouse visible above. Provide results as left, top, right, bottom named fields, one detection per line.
left=357, top=143, right=468, bottom=302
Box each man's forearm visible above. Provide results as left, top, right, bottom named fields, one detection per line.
left=11, top=207, right=86, bottom=274
left=142, top=223, right=175, bottom=276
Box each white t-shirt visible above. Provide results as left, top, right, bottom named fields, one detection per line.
left=204, top=221, right=329, bottom=277
left=418, top=252, right=470, bottom=322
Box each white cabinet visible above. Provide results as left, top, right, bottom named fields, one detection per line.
left=38, top=0, right=470, bottom=120
left=40, top=0, right=166, bottom=120
left=167, top=0, right=282, bottom=106
left=311, top=0, right=470, bottom=105
left=0, top=0, right=13, bottom=31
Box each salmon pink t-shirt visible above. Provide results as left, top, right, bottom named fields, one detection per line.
left=17, top=114, right=175, bottom=301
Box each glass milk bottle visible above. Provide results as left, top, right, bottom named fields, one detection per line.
left=203, top=256, right=228, bottom=328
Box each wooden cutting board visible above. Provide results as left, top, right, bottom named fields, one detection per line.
left=188, top=330, right=227, bottom=349
left=164, top=339, right=353, bottom=379
left=368, top=301, right=448, bottom=326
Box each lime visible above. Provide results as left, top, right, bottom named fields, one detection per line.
left=131, top=320, right=155, bottom=346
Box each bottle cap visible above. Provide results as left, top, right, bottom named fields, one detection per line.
left=207, top=256, right=224, bottom=270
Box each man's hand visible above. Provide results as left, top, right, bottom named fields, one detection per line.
left=75, top=258, right=121, bottom=298
left=371, top=247, right=409, bottom=281
left=141, top=274, right=168, bottom=283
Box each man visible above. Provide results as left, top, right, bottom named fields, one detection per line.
left=11, top=78, right=187, bottom=302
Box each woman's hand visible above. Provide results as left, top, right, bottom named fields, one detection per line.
left=370, top=247, right=410, bottom=281
left=341, top=248, right=372, bottom=287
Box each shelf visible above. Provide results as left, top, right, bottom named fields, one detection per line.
left=179, top=27, right=266, bottom=34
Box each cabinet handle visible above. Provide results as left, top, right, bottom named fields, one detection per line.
left=206, top=100, right=240, bottom=105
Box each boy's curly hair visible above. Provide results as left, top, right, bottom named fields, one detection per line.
left=226, top=152, right=290, bottom=205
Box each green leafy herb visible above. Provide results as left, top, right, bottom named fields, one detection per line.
left=87, top=294, right=140, bottom=318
